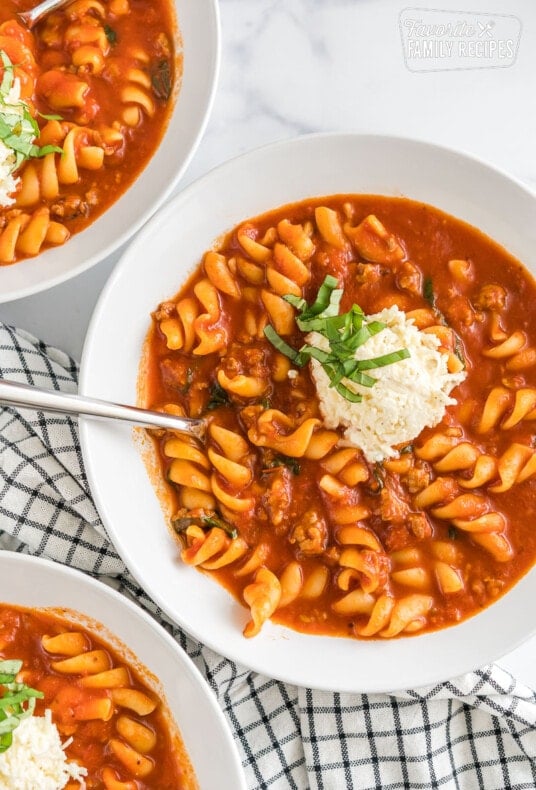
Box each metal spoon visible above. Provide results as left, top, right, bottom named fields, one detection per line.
left=18, top=0, right=75, bottom=29
left=0, top=379, right=206, bottom=440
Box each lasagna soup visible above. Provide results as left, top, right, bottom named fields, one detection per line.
left=0, top=603, right=197, bottom=788
left=0, top=0, right=178, bottom=265
left=141, top=196, right=536, bottom=640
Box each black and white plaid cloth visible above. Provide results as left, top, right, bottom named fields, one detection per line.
left=1, top=321, right=535, bottom=790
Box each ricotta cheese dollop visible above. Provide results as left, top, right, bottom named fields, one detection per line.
left=0, top=78, right=25, bottom=208
left=309, top=305, right=466, bottom=463
left=0, top=710, right=87, bottom=790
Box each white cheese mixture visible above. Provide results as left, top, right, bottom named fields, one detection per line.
left=0, top=79, right=27, bottom=208
left=0, top=710, right=87, bottom=790
left=309, top=305, right=466, bottom=462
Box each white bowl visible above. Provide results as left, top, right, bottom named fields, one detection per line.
left=80, top=133, right=536, bottom=693
left=0, top=552, right=246, bottom=790
left=0, top=0, right=220, bottom=304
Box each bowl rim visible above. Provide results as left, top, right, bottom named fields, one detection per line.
left=0, top=0, right=221, bottom=304
left=0, top=551, right=247, bottom=789
left=80, top=131, right=536, bottom=693
left=79, top=130, right=536, bottom=251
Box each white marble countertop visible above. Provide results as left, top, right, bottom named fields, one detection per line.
left=1, top=0, right=535, bottom=686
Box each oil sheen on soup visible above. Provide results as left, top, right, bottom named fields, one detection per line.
left=141, top=195, right=536, bottom=641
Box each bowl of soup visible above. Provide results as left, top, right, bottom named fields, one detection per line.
left=80, top=133, right=536, bottom=692
left=0, top=552, right=246, bottom=789
left=0, top=0, right=219, bottom=302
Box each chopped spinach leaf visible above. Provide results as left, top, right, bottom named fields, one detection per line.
left=206, top=381, right=231, bottom=410
left=266, top=454, right=301, bottom=476
left=423, top=277, right=435, bottom=306
left=104, top=25, right=117, bottom=45
left=172, top=512, right=238, bottom=539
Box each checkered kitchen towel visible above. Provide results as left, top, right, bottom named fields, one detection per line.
left=1, top=321, right=535, bottom=790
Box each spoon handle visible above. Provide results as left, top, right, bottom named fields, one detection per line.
left=18, top=0, right=75, bottom=29
left=0, top=379, right=206, bottom=439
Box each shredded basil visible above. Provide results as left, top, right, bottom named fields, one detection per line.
left=264, top=276, right=410, bottom=403
left=180, top=367, right=194, bottom=395
left=372, top=463, right=384, bottom=491
left=202, top=515, right=238, bottom=538
left=172, top=513, right=238, bottom=539
left=104, top=25, right=117, bottom=45
left=0, top=659, right=44, bottom=753
left=454, top=334, right=466, bottom=369
left=151, top=59, right=172, bottom=101
left=0, top=52, right=62, bottom=172
left=263, top=325, right=303, bottom=366
left=206, top=381, right=231, bottom=410
left=36, top=111, right=63, bottom=122
left=423, top=277, right=435, bottom=306
left=266, top=454, right=301, bottom=476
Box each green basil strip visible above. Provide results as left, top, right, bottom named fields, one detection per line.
left=354, top=348, right=410, bottom=370
left=264, top=276, right=410, bottom=403
left=263, top=325, right=306, bottom=366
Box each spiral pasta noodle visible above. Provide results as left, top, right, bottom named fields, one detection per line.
left=0, top=0, right=177, bottom=265
left=143, top=194, right=536, bottom=641
left=0, top=603, right=193, bottom=788
left=0, top=207, right=69, bottom=263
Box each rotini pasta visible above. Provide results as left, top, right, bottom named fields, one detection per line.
left=0, top=603, right=196, bottom=788
left=0, top=1, right=178, bottom=265
left=142, top=194, right=536, bottom=641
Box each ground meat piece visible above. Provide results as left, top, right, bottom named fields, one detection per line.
left=484, top=577, right=505, bottom=598
left=444, top=295, right=476, bottom=327
left=220, top=355, right=241, bottom=378
left=355, top=262, right=383, bottom=286
left=50, top=195, right=90, bottom=221
left=324, top=545, right=342, bottom=565
left=396, top=260, right=422, bottom=295
left=243, top=347, right=270, bottom=378
left=474, top=284, right=507, bottom=312
left=240, top=404, right=262, bottom=431
left=407, top=513, right=432, bottom=541
left=358, top=549, right=391, bottom=591
left=264, top=468, right=292, bottom=530
left=470, top=575, right=505, bottom=605
left=220, top=344, right=270, bottom=380
left=403, top=464, right=431, bottom=494
left=159, top=356, right=192, bottom=392
left=381, top=522, right=412, bottom=553
left=85, top=187, right=98, bottom=206
left=380, top=478, right=410, bottom=522
left=155, top=32, right=171, bottom=58
left=290, top=508, right=328, bottom=555
left=154, top=301, right=177, bottom=321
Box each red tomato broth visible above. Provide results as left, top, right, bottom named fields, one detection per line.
left=0, top=0, right=178, bottom=264
left=0, top=603, right=197, bottom=789
left=142, top=195, right=536, bottom=640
